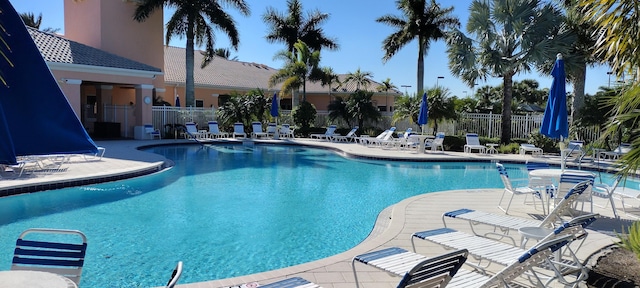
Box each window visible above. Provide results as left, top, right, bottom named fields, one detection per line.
left=195, top=99, right=204, bottom=108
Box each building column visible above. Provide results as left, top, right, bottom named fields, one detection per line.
left=59, top=78, right=82, bottom=119
left=135, top=84, right=154, bottom=126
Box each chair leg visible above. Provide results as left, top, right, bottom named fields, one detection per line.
left=498, top=191, right=515, bottom=214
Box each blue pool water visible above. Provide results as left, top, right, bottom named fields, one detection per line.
left=0, top=144, right=631, bottom=287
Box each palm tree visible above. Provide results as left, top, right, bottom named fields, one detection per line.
left=377, top=0, right=459, bottom=94
left=392, top=94, right=421, bottom=125
left=20, top=12, right=60, bottom=33
left=344, top=68, right=373, bottom=91
left=327, top=96, right=351, bottom=125
left=580, top=0, right=640, bottom=177
left=320, top=67, right=341, bottom=102
left=427, top=87, right=456, bottom=134
left=446, top=0, right=573, bottom=143
left=134, top=0, right=250, bottom=107
left=269, top=40, right=323, bottom=102
left=377, top=78, right=398, bottom=112
left=263, top=0, right=339, bottom=54
left=347, top=90, right=381, bottom=129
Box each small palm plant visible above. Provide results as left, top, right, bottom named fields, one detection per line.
left=617, top=220, right=640, bottom=261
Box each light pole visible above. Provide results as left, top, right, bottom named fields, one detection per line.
left=436, top=76, right=444, bottom=88
left=607, top=71, right=613, bottom=87
left=463, top=91, right=467, bottom=97
left=401, top=85, right=411, bottom=95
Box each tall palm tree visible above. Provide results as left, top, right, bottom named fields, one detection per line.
left=263, top=0, right=338, bottom=54
left=344, top=68, right=373, bottom=91
left=580, top=0, right=640, bottom=177
left=377, top=78, right=398, bottom=112
left=377, top=0, right=459, bottom=94
left=446, top=0, right=573, bottom=143
left=269, top=40, right=323, bottom=102
left=134, top=0, right=250, bottom=107
left=20, top=12, right=60, bottom=33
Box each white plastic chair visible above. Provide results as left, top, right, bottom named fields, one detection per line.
left=250, top=122, right=268, bottom=139
left=144, top=124, right=161, bottom=139
left=310, top=125, right=337, bottom=140
left=520, top=143, right=543, bottom=156
left=207, top=121, right=228, bottom=138
left=496, top=163, right=539, bottom=214
left=463, top=133, right=486, bottom=153
left=232, top=123, right=246, bottom=138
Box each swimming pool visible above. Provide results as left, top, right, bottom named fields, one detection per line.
left=0, top=144, right=627, bottom=287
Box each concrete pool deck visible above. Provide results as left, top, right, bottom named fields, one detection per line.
left=0, top=138, right=635, bottom=287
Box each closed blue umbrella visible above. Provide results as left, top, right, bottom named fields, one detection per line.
left=540, top=53, right=568, bottom=139
left=417, top=92, right=428, bottom=134
left=270, top=93, right=279, bottom=124
left=175, top=95, right=181, bottom=107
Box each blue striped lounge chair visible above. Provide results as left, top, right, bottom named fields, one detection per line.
left=233, top=123, right=247, bottom=138
left=11, top=228, right=88, bottom=286
left=352, top=248, right=468, bottom=288
left=411, top=214, right=597, bottom=287
left=442, top=179, right=592, bottom=241
left=330, top=126, right=359, bottom=142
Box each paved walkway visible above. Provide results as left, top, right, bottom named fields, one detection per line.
left=0, top=138, right=634, bottom=288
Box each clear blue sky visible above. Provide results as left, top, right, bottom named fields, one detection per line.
left=10, top=0, right=612, bottom=98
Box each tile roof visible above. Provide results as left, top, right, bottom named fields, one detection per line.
left=28, top=27, right=161, bottom=72
left=164, top=46, right=402, bottom=95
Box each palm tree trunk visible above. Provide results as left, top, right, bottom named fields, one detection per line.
left=185, top=21, right=195, bottom=107
left=501, top=73, right=514, bottom=144
left=571, top=63, right=586, bottom=121
left=417, top=43, right=425, bottom=94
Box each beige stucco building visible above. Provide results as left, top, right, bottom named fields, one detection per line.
left=34, top=0, right=400, bottom=138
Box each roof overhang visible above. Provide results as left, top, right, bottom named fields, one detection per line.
left=48, top=62, right=163, bottom=79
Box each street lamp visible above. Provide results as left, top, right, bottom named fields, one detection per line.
left=436, top=76, right=444, bottom=88
left=401, top=85, right=411, bottom=95
left=607, top=71, right=613, bottom=87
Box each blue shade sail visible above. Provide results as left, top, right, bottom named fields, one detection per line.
left=540, top=55, right=568, bottom=139
left=0, top=0, right=98, bottom=165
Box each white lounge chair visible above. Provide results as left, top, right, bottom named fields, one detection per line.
left=412, top=214, right=597, bottom=286
left=368, top=127, right=396, bottom=147
left=207, top=121, right=228, bottom=138
left=598, top=143, right=631, bottom=161
left=184, top=122, right=206, bottom=139
left=330, top=126, right=358, bottom=142
left=442, top=179, right=592, bottom=239
left=463, top=133, right=486, bottom=153
left=520, top=143, right=543, bottom=156
left=562, top=140, right=586, bottom=160
left=310, top=125, right=337, bottom=140
left=279, top=124, right=295, bottom=138
left=266, top=123, right=278, bottom=139
left=144, top=124, right=161, bottom=139
left=356, top=129, right=387, bottom=145
left=425, top=132, right=445, bottom=152
left=232, top=123, right=247, bottom=138
left=352, top=248, right=468, bottom=288
left=495, top=163, right=540, bottom=214
left=250, top=122, right=268, bottom=139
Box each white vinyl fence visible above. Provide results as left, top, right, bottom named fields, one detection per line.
left=146, top=106, right=600, bottom=141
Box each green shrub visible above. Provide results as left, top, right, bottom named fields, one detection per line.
left=617, top=221, right=640, bottom=261
left=497, top=143, right=520, bottom=154
left=528, top=131, right=559, bottom=153
left=293, top=101, right=316, bottom=137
